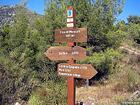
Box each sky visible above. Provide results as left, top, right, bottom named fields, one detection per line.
left=0, top=0, right=140, bottom=22
left=0, top=0, right=45, bottom=14
left=117, top=0, right=140, bottom=22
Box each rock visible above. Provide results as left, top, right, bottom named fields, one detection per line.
left=129, top=90, right=140, bottom=101
left=0, top=5, right=16, bottom=27
left=15, top=102, right=21, bottom=105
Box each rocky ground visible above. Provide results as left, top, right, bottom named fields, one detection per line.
left=0, top=5, right=16, bottom=27
left=0, top=5, right=41, bottom=28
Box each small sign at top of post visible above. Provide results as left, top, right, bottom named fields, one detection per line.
left=67, top=9, right=73, bottom=17
left=67, top=6, right=75, bottom=28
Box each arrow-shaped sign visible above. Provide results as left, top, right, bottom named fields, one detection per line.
left=57, top=63, right=97, bottom=79
left=44, top=46, right=86, bottom=61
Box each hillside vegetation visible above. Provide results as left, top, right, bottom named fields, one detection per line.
left=0, top=0, right=140, bottom=105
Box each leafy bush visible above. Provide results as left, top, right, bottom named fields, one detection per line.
left=28, top=82, right=67, bottom=105
left=106, top=29, right=128, bottom=48
left=127, top=70, right=140, bottom=91
left=128, top=23, right=140, bottom=44
left=84, top=49, right=121, bottom=78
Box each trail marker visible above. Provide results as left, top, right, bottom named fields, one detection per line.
left=55, top=28, right=87, bottom=42
left=58, top=63, right=97, bottom=79
left=45, top=46, right=86, bottom=61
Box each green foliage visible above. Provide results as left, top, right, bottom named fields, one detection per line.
left=72, top=0, right=125, bottom=49
left=127, top=70, right=140, bottom=91
left=84, top=49, right=121, bottom=76
left=127, top=23, right=140, bottom=44
left=106, top=27, right=128, bottom=48
left=0, top=4, right=62, bottom=104
left=0, top=25, right=11, bottom=55
left=128, top=16, right=140, bottom=24
left=28, top=94, right=44, bottom=105
left=35, top=0, right=67, bottom=45
left=28, top=82, right=67, bottom=105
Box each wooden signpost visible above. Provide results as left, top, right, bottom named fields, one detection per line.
left=44, top=4, right=97, bottom=105
left=44, top=46, right=86, bottom=61
left=58, top=63, right=97, bottom=79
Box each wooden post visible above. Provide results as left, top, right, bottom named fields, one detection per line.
left=67, top=5, right=76, bottom=105
left=67, top=58, right=75, bottom=105
left=67, top=37, right=75, bottom=105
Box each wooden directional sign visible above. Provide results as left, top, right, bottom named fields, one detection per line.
left=55, top=28, right=87, bottom=42
left=44, top=46, right=86, bottom=61
left=57, top=63, right=97, bottom=79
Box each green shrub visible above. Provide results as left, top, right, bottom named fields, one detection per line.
left=28, top=94, right=44, bottom=105
left=83, top=48, right=121, bottom=77
left=128, top=23, right=140, bottom=43
left=127, top=70, right=140, bottom=91
left=106, top=29, right=128, bottom=48
left=28, top=82, right=67, bottom=105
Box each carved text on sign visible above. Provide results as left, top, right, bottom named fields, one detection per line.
left=55, top=28, right=87, bottom=42
left=58, top=63, right=97, bottom=79
left=45, top=46, right=86, bottom=61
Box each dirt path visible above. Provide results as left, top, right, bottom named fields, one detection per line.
left=120, top=45, right=140, bottom=57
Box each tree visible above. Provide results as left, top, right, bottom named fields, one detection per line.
left=128, top=16, right=140, bottom=24
left=126, top=16, right=140, bottom=44
left=72, top=0, right=125, bottom=49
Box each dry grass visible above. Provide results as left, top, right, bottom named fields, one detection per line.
left=76, top=82, right=132, bottom=105
left=76, top=53, right=140, bottom=105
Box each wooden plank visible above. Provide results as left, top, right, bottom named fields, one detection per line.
left=44, top=46, right=86, bottom=61
left=57, top=63, right=97, bottom=79
left=54, top=28, right=87, bottom=42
